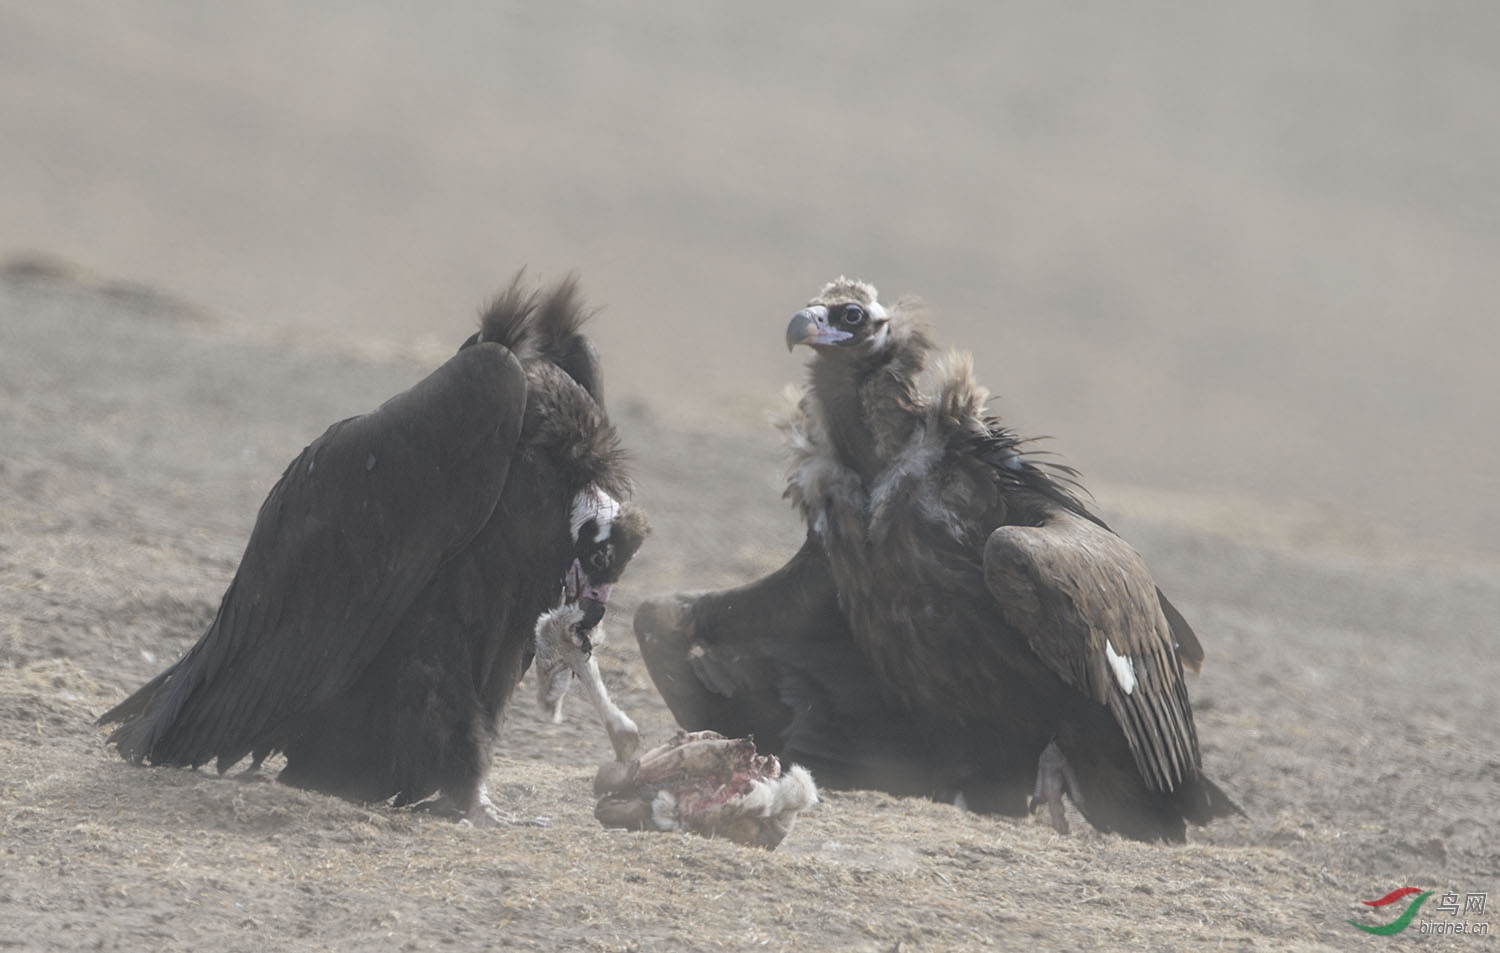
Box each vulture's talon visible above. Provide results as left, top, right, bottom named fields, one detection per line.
left=1030, top=742, right=1083, bottom=834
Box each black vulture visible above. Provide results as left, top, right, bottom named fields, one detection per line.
left=98, top=274, right=649, bottom=824
left=635, top=277, right=1239, bottom=842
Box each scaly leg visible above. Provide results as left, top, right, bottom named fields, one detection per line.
left=1030, top=741, right=1083, bottom=834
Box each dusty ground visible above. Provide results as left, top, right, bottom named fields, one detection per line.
left=2, top=264, right=1496, bottom=952
left=2, top=4, right=1497, bottom=950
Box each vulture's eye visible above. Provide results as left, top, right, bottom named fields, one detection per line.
left=589, top=551, right=608, bottom=572
left=841, top=304, right=866, bottom=326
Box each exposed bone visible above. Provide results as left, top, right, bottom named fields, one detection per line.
left=593, top=729, right=819, bottom=849
left=533, top=606, right=640, bottom=762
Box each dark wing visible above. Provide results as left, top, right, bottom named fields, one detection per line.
left=971, top=424, right=1205, bottom=673
left=982, top=503, right=1201, bottom=793
left=1158, top=590, right=1203, bottom=674
left=99, top=343, right=528, bottom=771
left=635, top=536, right=842, bottom=742
left=634, top=536, right=936, bottom=793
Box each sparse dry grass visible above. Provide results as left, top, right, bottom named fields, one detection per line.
left=2, top=272, right=1494, bottom=952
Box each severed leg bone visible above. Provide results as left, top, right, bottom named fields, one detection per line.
left=534, top=605, right=640, bottom=762
left=536, top=607, right=817, bottom=848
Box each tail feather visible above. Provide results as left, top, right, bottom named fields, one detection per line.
left=95, top=665, right=178, bottom=764
left=1181, top=772, right=1245, bottom=825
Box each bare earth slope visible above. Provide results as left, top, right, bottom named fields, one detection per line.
left=1, top=268, right=1495, bottom=952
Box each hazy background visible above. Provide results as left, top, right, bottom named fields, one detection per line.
left=3, top=1, right=1496, bottom=559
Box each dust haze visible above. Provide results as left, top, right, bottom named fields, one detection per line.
left=1, top=4, right=1496, bottom=951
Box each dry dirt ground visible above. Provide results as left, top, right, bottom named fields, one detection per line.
left=3, top=5, right=1497, bottom=950
left=2, top=265, right=1496, bottom=952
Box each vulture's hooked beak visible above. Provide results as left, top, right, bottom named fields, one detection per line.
left=564, top=558, right=611, bottom=632
left=786, top=306, right=852, bottom=350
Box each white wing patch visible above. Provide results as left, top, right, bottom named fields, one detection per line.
left=1104, top=640, right=1137, bottom=696
left=570, top=485, right=621, bottom=543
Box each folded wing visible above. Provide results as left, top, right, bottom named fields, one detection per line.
left=982, top=504, right=1201, bottom=793
left=634, top=536, right=939, bottom=795
left=99, top=343, right=528, bottom=772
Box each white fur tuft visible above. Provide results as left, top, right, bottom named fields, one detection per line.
left=651, top=790, right=682, bottom=832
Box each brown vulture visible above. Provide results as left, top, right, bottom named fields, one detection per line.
left=635, top=277, right=1239, bottom=842
left=98, top=275, right=649, bottom=824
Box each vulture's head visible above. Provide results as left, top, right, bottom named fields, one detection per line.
left=565, top=490, right=650, bottom=632
left=785, top=277, right=892, bottom=358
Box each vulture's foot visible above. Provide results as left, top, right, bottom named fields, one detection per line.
left=234, top=765, right=272, bottom=784
left=1029, top=741, right=1083, bottom=835
left=593, top=730, right=818, bottom=849
left=420, top=785, right=551, bottom=828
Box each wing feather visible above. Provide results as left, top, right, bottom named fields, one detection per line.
left=634, top=536, right=840, bottom=739
left=982, top=505, right=1201, bottom=792
left=101, top=343, right=528, bottom=769
left=634, top=536, right=938, bottom=791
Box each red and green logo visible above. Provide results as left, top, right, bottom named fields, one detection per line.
left=1349, top=887, right=1433, bottom=935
